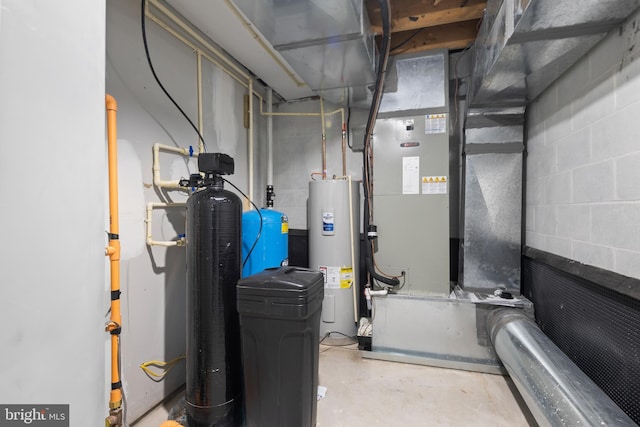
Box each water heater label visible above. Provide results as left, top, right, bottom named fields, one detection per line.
left=322, top=209, right=335, bottom=235
left=281, top=215, right=289, bottom=234
left=319, top=266, right=341, bottom=289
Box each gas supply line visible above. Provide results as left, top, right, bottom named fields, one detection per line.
left=105, top=94, right=124, bottom=427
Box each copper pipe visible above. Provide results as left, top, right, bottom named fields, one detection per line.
left=105, top=94, right=122, bottom=410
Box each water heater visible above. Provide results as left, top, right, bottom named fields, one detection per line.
left=308, top=179, right=360, bottom=338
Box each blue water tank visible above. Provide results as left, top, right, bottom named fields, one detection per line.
left=242, top=208, right=288, bottom=277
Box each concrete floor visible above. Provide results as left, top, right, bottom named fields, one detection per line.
left=133, top=343, right=535, bottom=427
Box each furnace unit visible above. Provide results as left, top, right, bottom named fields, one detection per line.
left=372, top=114, right=450, bottom=296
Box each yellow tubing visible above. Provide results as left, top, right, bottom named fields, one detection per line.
left=105, top=94, right=123, bottom=410
left=159, top=422, right=183, bottom=427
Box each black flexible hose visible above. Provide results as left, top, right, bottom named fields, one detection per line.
left=363, top=0, right=392, bottom=147
left=364, top=188, right=399, bottom=287
left=141, top=0, right=207, bottom=152
left=362, top=0, right=399, bottom=287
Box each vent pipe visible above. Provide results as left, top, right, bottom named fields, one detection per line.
left=488, top=309, right=636, bottom=427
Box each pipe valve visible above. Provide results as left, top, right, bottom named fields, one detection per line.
left=266, top=185, right=275, bottom=208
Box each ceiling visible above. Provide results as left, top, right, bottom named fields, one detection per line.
left=366, top=0, right=486, bottom=55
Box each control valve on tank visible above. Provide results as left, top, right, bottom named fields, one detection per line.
left=179, top=153, right=234, bottom=189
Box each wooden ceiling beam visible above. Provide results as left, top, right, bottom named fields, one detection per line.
left=368, top=0, right=486, bottom=34
left=388, top=19, right=479, bottom=55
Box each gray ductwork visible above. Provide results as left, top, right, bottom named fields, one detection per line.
left=461, top=0, right=640, bottom=293
left=461, top=107, right=524, bottom=294
left=469, top=0, right=640, bottom=107
left=232, top=0, right=376, bottom=95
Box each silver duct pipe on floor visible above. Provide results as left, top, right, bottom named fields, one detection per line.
left=488, top=309, right=635, bottom=427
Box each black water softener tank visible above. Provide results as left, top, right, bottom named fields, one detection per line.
left=184, top=153, right=243, bottom=427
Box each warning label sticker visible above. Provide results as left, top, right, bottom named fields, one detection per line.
left=319, top=266, right=341, bottom=289
left=425, top=113, right=447, bottom=134
left=340, top=267, right=354, bottom=289
left=422, top=176, right=447, bottom=194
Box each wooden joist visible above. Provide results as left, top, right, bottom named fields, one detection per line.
left=366, top=0, right=486, bottom=54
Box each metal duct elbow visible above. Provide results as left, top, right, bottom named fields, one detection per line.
left=488, top=309, right=635, bottom=427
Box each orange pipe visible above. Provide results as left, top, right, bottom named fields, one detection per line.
left=105, top=94, right=122, bottom=409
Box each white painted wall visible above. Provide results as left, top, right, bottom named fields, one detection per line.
left=0, top=1, right=106, bottom=425
left=273, top=100, right=363, bottom=229
left=106, top=0, right=264, bottom=422
left=526, top=8, right=640, bottom=280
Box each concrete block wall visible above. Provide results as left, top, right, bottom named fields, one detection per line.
left=525, top=8, right=640, bottom=280
left=273, top=100, right=363, bottom=229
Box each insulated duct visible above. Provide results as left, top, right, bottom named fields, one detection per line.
left=469, top=0, right=640, bottom=107
left=461, top=107, right=524, bottom=294
left=488, top=309, right=636, bottom=427
left=231, top=0, right=376, bottom=95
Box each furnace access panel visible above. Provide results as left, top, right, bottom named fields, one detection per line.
left=372, top=114, right=450, bottom=296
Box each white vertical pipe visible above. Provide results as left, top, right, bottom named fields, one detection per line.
left=196, top=51, right=204, bottom=153
left=320, top=96, right=327, bottom=179
left=145, top=202, right=187, bottom=247
left=348, top=176, right=358, bottom=323
left=267, top=87, right=274, bottom=186
left=248, top=79, right=254, bottom=202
